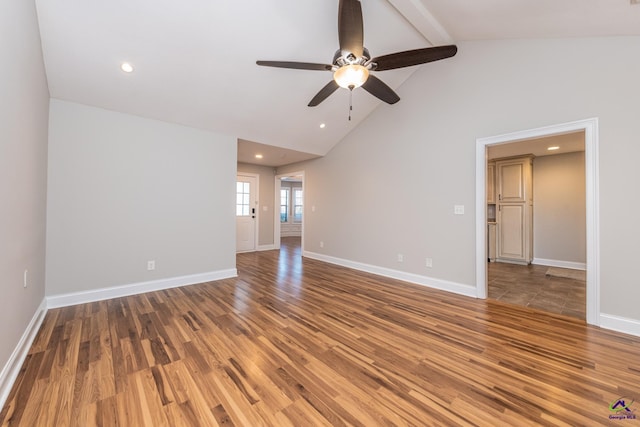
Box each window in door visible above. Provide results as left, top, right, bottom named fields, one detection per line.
left=237, top=181, right=250, bottom=216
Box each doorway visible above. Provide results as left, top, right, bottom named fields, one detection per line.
left=236, top=173, right=258, bottom=252
left=274, top=171, right=304, bottom=252
left=475, top=118, right=600, bottom=326
left=488, top=135, right=586, bottom=318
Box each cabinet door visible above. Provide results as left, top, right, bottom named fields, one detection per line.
left=487, top=163, right=496, bottom=204
left=497, top=160, right=526, bottom=203
left=497, top=204, right=526, bottom=261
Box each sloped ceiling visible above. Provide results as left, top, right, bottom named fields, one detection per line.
left=35, top=0, right=640, bottom=165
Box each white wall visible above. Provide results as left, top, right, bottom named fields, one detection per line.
left=0, top=0, right=49, bottom=382
left=533, top=152, right=586, bottom=265
left=46, top=100, right=237, bottom=296
left=280, top=36, right=640, bottom=323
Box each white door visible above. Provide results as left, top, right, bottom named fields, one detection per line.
left=236, top=175, right=257, bottom=252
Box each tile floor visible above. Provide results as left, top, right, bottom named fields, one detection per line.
left=488, top=262, right=586, bottom=320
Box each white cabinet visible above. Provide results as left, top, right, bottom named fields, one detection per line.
left=497, top=158, right=529, bottom=203
left=497, top=204, right=526, bottom=260
left=495, top=155, right=533, bottom=264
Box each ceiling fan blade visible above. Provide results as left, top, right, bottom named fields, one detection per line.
left=338, top=0, right=364, bottom=58
left=371, top=45, right=458, bottom=71
left=256, top=61, right=333, bottom=71
left=308, top=80, right=340, bottom=107
left=361, top=75, right=400, bottom=104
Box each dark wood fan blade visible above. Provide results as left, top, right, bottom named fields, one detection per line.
left=308, top=80, right=340, bottom=107
left=256, top=61, right=333, bottom=71
left=338, top=0, right=363, bottom=58
left=361, top=75, right=400, bottom=104
left=371, top=45, right=457, bottom=71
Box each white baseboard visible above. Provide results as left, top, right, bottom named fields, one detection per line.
left=532, top=258, right=586, bottom=270
left=303, top=251, right=477, bottom=298
left=600, top=313, right=640, bottom=338
left=1, top=269, right=237, bottom=407
left=258, top=244, right=276, bottom=251
left=0, top=298, right=48, bottom=410
left=47, top=268, right=237, bottom=309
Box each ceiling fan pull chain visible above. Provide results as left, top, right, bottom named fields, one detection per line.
left=348, top=86, right=354, bottom=121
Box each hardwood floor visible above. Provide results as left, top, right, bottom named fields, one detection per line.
left=2, top=238, right=639, bottom=426
left=488, top=262, right=587, bottom=320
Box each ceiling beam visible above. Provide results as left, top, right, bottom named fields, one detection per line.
left=386, top=0, right=454, bottom=46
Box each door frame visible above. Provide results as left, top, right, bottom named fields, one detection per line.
left=475, top=118, right=600, bottom=326
left=236, top=173, right=259, bottom=252
left=274, top=171, right=305, bottom=251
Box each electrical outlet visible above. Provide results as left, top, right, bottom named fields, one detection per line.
left=320, top=241, right=324, bottom=248
left=454, top=205, right=465, bottom=215
left=23, top=269, right=28, bottom=288
left=425, top=258, right=433, bottom=268
left=147, top=260, right=156, bottom=271
left=397, top=253, right=404, bottom=262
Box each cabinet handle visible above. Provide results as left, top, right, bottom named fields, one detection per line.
left=499, top=194, right=502, bottom=201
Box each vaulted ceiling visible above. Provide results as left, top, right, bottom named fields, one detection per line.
left=35, top=0, right=640, bottom=165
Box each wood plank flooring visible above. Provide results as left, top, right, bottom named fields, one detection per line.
left=1, top=238, right=639, bottom=426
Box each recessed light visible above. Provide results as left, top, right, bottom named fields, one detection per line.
left=121, top=62, right=134, bottom=73
left=255, top=154, right=263, bottom=159
left=319, top=123, right=326, bottom=129
left=547, top=146, right=560, bottom=151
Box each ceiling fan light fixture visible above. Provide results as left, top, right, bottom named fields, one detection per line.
left=333, top=64, right=369, bottom=89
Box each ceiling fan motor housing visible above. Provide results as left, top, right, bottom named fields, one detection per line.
left=333, top=48, right=371, bottom=69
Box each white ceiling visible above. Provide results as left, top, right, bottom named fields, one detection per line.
left=238, top=139, right=321, bottom=167
left=420, top=0, right=640, bottom=41
left=488, top=131, right=585, bottom=160
left=35, top=0, right=640, bottom=166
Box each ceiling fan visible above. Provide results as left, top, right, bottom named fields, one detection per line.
left=256, top=0, right=457, bottom=108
